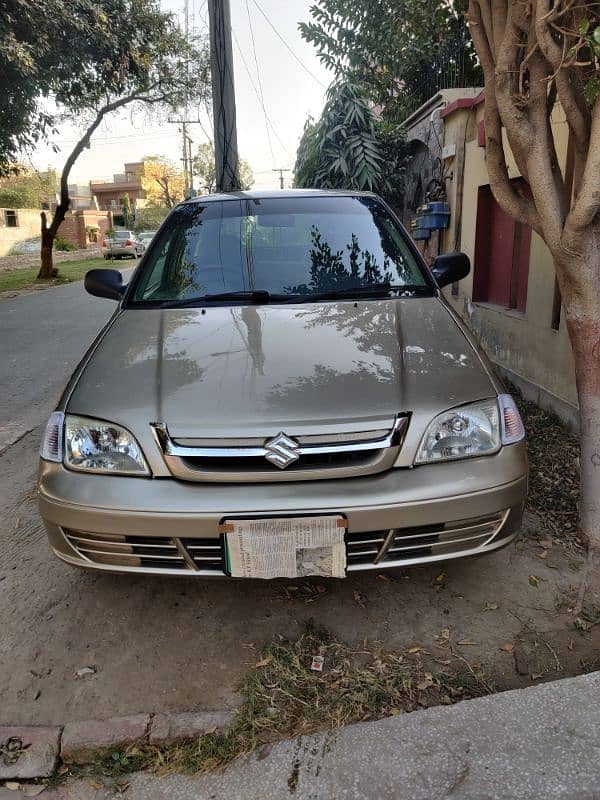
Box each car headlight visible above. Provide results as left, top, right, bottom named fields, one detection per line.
left=64, top=415, right=150, bottom=475
left=415, top=399, right=501, bottom=464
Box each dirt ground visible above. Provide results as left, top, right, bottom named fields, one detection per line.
left=2, top=421, right=600, bottom=728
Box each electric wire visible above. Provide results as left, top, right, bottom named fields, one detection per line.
left=250, top=0, right=327, bottom=89
left=244, top=0, right=275, bottom=167
left=231, top=30, right=292, bottom=158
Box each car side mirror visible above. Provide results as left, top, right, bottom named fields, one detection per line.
left=431, top=252, right=470, bottom=288
left=85, top=269, right=125, bottom=301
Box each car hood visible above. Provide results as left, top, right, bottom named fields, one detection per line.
left=67, top=297, right=496, bottom=449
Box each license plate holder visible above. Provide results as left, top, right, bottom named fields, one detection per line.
left=220, top=515, right=347, bottom=579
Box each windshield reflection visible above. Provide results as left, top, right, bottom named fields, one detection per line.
left=131, top=196, right=430, bottom=305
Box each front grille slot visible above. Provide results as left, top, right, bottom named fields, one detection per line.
left=345, top=511, right=509, bottom=569
left=63, top=530, right=225, bottom=573
left=180, top=449, right=378, bottom=474
left=151, top=416, right=409, bottom=483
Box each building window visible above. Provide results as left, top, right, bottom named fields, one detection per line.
left=472, top=183, right=531, bottom=313
left=4, top=210, right=18, bottom=227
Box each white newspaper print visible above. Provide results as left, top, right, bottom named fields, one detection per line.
left=226, top=516, right=346, bottom=579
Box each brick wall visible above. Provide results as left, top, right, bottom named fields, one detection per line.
left=57, top=215, right=86, bottom=249
left=56, top=210, right=112, bottom=249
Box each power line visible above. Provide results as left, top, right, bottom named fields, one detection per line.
left=251, top=0, right=327, bottom=89
left=244, top=0, right=275, bottom=167
left=231, top=30, right=292, bottom=158
left=47, top=130, right=180, bottom=146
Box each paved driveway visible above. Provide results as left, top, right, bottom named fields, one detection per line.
left=0, top=276, right=586, bottom=727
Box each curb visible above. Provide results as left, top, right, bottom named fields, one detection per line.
left=0, top=711, right=233, bottom=780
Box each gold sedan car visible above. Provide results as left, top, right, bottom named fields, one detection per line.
left=39, top=191, right=527, bottom=580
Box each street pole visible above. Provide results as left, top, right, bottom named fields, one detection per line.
left=182, top=124, right=190, bottom=196
left=273, top=168, right=291, bottom=189
left=208, top=0, right=240, bottom=192
left=187, top=134, right=195, bottom=196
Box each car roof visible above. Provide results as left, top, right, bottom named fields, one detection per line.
left=181, top=188, right=378, bottom=206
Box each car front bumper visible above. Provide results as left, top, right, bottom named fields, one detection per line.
left=39, top=444, right=527, bottom=577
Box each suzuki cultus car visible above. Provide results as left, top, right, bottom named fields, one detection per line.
left=39, top=190, right=527, bottom=579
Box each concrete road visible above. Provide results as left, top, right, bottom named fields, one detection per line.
left=35, top=672, right=600, bottom=799
left=0, top=275, right=590, bottom=729
left=0, top=274, right=131, bottom=453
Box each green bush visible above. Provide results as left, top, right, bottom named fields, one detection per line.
left=54, top=236, right=76, bottom=251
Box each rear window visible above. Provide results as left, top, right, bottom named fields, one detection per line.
left=130, top=196, right=429, bottom=304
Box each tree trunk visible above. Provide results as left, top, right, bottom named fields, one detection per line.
left=568, top=314, right=600, bottom=551
left=38, top=212, right=56, bottom=280
left=559, top=246, right=600, bottom=551
left=38, top=203, right=68, bottom=280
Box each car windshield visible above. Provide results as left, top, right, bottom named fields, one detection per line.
left=129, top=196, right=432, bottom=305
left=112, top=232, right=131, bottom=239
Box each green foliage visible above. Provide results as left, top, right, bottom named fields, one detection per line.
left=0, top=0, right=210, bottom=173
left=0, top=186, right=37, bottom=208
left=294, top=81, right=408, bottom=203
left=0, top=166, right=57, bottom=208
left=134, top=205, right=169, bottom=232
left=193, top=143, right=254, bottom=193
left=299, top=0, right=481, bottom=119
left=54, top=236, right=76, bottom=251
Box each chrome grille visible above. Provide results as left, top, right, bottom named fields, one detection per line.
left=345, top=510, right=510, bottom=569
left=63, top=530, right=225, bottom=573
left=151, top=416, right=409, bottom=483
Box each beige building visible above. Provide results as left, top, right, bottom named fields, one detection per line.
left=403, top=91, right=577, bottom=429
left=0, top=208, right=43, bottom=256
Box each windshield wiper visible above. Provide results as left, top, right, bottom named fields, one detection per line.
left=157, top=290, right=287, bottom=308
left=292, top=284, right=432, bottom=303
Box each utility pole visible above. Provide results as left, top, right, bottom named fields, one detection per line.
left=182, top=0, right=190, bottom=197
left=181, top=125, right=190, bottom=196
left=208, top=0, right=240, bottom=192
left=273, top=168, right=291, bottom=189
left=169, top=0, right=208, bottom=197
left=187, top=134, right=195, bottom=196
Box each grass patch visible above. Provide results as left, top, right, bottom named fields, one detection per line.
left=0, top=258, right=114, bottom=295
left=67, top=622, right=492, bottom=783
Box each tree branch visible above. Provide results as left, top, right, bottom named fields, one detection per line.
left=568, top=99, right=600, bottom=230
left=468, top=0, right=542, bottom=234
left=534, top=0, right=591, bottom=153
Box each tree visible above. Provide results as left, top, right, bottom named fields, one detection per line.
left=0, top=166, right=57, bottom=208
left=299, top=0, right=481, bottom=119
left=0, top=0, right=209, bottom=175
left=121, top=193, right=132, bottom=228
left=294, top=81, right=407, bottom=202
left=134, top=205, right=170, bottom=232
left=466, top=1, right=600, bottom=550
left=140, top=156, right=185, bottom=208
left=0, top=186, right=37, bottom=208
left=1, top=0, right=209, bottom=278
left=193, top=143, right=254, bottom=193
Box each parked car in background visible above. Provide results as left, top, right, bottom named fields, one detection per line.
left=39, top=190, right=527, bottom=580
left=102, top=231, right=145, bottom=260
left=137, top=231, right=158, bottom=247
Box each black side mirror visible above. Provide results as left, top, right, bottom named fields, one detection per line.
left=431, top=252, right=471, bottom=288
left=84, top=269, right=125, bottom=301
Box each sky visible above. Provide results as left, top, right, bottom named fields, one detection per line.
left=29, top=0, right=333, bottom=190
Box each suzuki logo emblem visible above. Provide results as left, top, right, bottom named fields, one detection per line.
left=264, top=432, right=300, bottom=469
